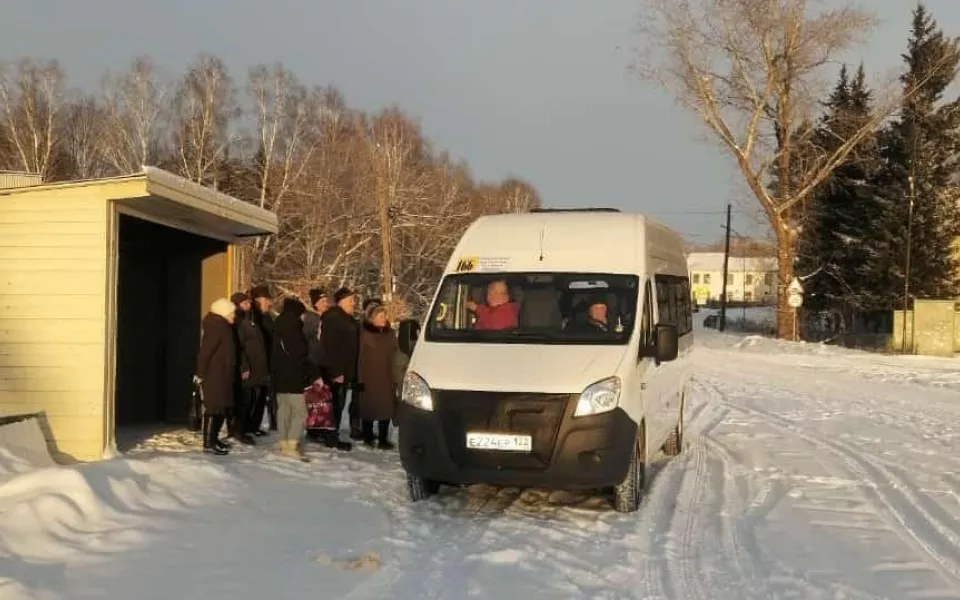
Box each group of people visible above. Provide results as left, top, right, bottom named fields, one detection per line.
left=194, top=284, right=412, bottom=462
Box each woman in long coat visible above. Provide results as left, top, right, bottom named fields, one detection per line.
left=357, top=302, right=399, bottom=449
left=196, top=298, right=239, bottom=455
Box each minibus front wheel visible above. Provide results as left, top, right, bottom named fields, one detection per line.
left=406, top=472, right=441, bottom=502
left=612, top=421, right=648, bottom=513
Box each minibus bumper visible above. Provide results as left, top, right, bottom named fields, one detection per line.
left=397, top=391, right=638, bottom=489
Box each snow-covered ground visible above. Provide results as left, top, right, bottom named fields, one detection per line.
left=2, top=326, right=960, bottom=599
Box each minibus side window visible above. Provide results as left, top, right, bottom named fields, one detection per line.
left=638, top=280, right=654, bottom=359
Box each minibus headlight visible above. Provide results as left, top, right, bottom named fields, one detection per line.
left=401, top=371, right=434, bottom=412
left=573, top=377, right=621, bottom=417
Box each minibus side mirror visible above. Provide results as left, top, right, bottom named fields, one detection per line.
left=654, top=323, right=679, bottom=363
left=397, top=319, right=421, bottom=356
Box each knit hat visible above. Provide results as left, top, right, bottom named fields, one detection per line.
left=230, top=292, right=249, bottom=305
left=210, top=298, right=236, bottom=319
left=249, top=284, right=271, bottom=300
left=333, top=287, right=355, bottom=304
left=308, top=288, right=327, bottom=307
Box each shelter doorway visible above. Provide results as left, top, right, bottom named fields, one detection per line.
left=113, top=213, right=230, bottom=445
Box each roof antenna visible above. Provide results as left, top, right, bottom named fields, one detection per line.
left=538, top=225, right=545, bottom=261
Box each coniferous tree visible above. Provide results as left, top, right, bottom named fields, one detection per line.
left=798, top=65, right=885, bottom=315
left=877, top=4, right=960, bottom=306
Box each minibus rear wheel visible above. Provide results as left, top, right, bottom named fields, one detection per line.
left=406, top=472, right=441, bottom=502
left=663, top=393, right=685, bottom=457
left=612, top=422, right=648, bottom=513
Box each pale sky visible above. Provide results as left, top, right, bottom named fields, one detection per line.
left=2, top=0, right=958, bottom=244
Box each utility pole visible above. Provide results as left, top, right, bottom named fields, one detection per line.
left=901, top=110, right=919, bottom=354
left=719, top=203, right=732, bottom=332
left=372, top=141, right=395, bottom=303
left=901, top=174, right=915, bottom=353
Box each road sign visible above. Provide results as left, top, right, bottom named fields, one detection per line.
left=788, top=292, right=803, bottom=309
left=787, top=276, right=804, bottom=295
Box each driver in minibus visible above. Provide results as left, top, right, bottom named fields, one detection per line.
left=566, top=294, right=610, bottom=333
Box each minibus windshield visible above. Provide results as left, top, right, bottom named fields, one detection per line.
left=424, top=272, right=639, bottom=345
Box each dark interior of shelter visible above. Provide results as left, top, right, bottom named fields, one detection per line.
left=114, top=214, right=226, bottom=433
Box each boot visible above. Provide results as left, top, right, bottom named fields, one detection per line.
left=321, top=429, right=352, bottom=451
left=350, top=417, right=364, bottom=441
left=361, top=420, right=376, bottom=448
left=205, top=415, right=229, bottom=455
left=230, top=432, right=256, bottom=445
left=296, top=443, right=312, bottom=463
left=377, top=421, right=394, bottom=451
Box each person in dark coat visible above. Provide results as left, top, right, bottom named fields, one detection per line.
left=232, top=291, right=272, bottom=440
left=270, top=297, right=318, bottom=462
left=195, top=298, right=238, bottom=456
left=249, top=284, right=277, bottom=432
left=358, top=302, right=399, bottom=449
left=226, top=293, right=254, bottom=444
left=318, top=287, right=360, bottom=449
left=302, top=288, right=329, bottom=369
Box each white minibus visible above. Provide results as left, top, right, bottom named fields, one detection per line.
left=397, top=208, right=693, bottom=512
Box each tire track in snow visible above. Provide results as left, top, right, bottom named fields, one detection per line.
left=629, top=375, right=727, bottom=600
left=650, top=377, right=754, bottom=599
left=698, top=378, right=900, bottom=600
left=667, top=434, right=713, bottom=600
left=689, top=378, right=796, bottom=598
left=719, top=392, right=960, bottom=588
left=634, top=453, right=688, bottom=600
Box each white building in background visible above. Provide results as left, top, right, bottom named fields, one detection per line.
left=686, top=252, right=778, bottom=305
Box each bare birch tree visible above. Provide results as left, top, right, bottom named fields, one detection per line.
left=0, top=58, right=66, bottom=179
left=634, top=0, right=891, bottom=339
left=0, top=52, right=543, bottom=309
left=367, top=107, right=429, bottom=301
left=101, top=56, right=170, bottom=174
left=61, top=96, right=110, bottom=179
left=171, top=54, right=238, bottom=185
left=246, top=64, right=323, bottom=268
left=395, top=155, right=474, bottom=312
left=496, top=178, right=542, bottom=214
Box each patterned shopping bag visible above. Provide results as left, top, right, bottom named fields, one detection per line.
left=305, top=379, right=335, bottom=430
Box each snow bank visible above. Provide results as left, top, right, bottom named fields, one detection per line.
left=695, top=321, right=959, bottom=390
left=0, top=417, right=56, bottom=482
left=0, top=450, right=389, bottom=600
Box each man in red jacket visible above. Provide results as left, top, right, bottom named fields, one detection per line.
left=466, top=280, right=520, bottom=330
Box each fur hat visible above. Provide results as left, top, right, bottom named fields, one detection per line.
left=333, top=287, right=355, bottom=304
left=364, top=301, right=388, bottom=323
left=210, top=298, right=236, bottom=320
left=363, top=298, right=383, bottom=312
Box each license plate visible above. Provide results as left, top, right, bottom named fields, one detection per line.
left=465, top=432, right=532, bottom=452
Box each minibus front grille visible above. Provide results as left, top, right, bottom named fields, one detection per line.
left=433, top=390, right=573, bottom=470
